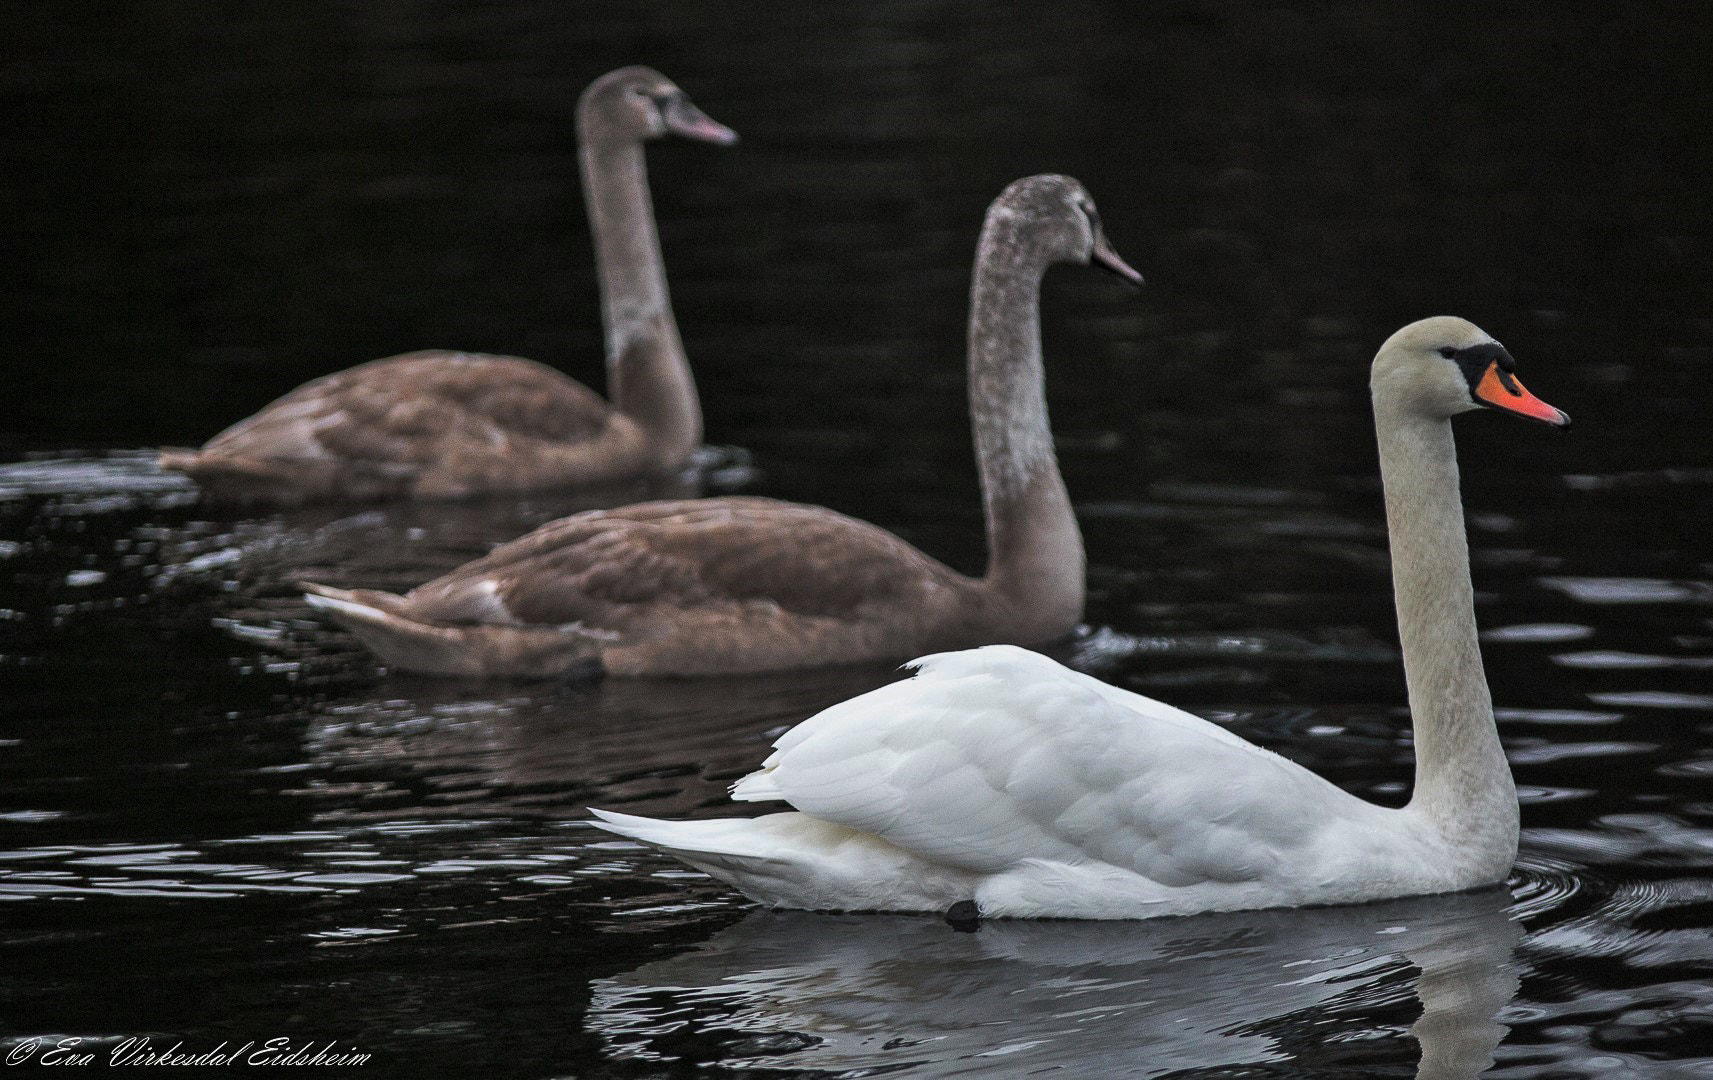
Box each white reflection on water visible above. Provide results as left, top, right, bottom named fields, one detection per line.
left=591, top=888, right=1522, bottom=1078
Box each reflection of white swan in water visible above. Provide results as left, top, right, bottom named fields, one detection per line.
left=590, top=889, right=1521, bottom=1078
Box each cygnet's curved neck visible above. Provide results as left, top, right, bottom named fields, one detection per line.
left=967, top=217, right=1083, bottom=628
left=1373, top=394, right=1516, bottom=859
left=578, top=123, right=701, bottom=457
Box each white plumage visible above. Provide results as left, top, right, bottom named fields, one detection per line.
left=592, top=646, right=1472, bottom=918
left=591, top=317, right=1566, bottom=920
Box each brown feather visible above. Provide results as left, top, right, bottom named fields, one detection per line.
left=309, top=497, right=1016, bottom=677
left=164, top=352, right=658, bottom=505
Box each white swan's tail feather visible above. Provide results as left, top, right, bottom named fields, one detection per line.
left=729, top=768, right=784, bottom=802
left=587, top=809, right=973, bottom=912
left=588, top=808, right=786, bottom=861
left=589, top=809, right=816, bottom=905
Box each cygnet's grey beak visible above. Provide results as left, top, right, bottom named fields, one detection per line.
left=663, top=96, right=738, bottom=146
left=1091, top=232, right=1143, bottom=287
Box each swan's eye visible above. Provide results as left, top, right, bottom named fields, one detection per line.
left=1438, top=347, right=1458, bottom=359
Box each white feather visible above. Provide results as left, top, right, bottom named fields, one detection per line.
left=589, top=645, right=1462, bottom=919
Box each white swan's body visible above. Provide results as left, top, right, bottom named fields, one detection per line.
left=592, top=317, right=1570, bottom=918
left=597, top=646, right=1484, bottom=919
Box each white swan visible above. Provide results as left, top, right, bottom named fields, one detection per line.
left=590, top=317, right=1571, bottom=919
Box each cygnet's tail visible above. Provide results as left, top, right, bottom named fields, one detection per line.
left=301, top=582, right=603, bottom=679
left=159, top=448, right=257, bottom=487
left=159, top=448, right=330, bottom=506
left=157, top=448, right=205, bottom=475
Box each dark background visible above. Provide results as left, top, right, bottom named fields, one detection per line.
left=3, top=3, right=1712, bottom=1077
left=9, top=3, right=1709, bottom=478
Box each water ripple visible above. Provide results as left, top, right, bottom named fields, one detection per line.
left=1540, top=577, right=1713, bottom=605
left=0, top=452, right=198, bottom=509
left=590, top=891, right=1524, bottom=1076
left=1509, top=856, right=1586, bottom=921
left=1552, top=650, right=1713, bottom=670
left=1527, top=877, right=1713, bottom=971
left=0, top=827, right=639, bottom=903
left=1483, top=623, right=1596, bottom=644
left=1524, top=816, right=1713, bottom=869
left=1072, top=625, right=1395, bottom=667
left=1589, top=691, right=1713, bottom=710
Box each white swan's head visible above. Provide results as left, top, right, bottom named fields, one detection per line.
left=985, top=175, right=1143, bottom=286
left=1372, top=317, right=1570, bottom=428
left=578, top=66, right=738, bottom=147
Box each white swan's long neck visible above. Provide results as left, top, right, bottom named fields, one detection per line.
left=1374, top=397, right=1517, bottom=859
left=967, top=223, right=1083, bottom=628
left=579, top=134, right=701, bottom=456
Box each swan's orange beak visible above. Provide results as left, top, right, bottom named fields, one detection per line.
left=1473, top=362, right=1571, bottom=428
left=1091, top=232, right=1143, bottom=287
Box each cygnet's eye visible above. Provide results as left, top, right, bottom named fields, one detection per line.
left=1438, top=347, right=1458, bottom=359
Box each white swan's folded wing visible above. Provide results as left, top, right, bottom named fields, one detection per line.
left=733, top=645, right=1360, bottom=886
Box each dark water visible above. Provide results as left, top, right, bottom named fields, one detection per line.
left=4, top=2, right=1712, bottom=1076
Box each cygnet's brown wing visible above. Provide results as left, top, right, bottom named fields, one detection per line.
left=167, top=354, right=633, bottom=507
left=397, top=497, right=971, bottom=632
left=188, top=352, right=617, bottom=498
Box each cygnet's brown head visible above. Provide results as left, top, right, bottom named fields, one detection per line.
left=1372, top=316, right=1570, bottom=428
left=982, top=175, right=1143, bottom=286
left=577, top=66, right=737, bottom=148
